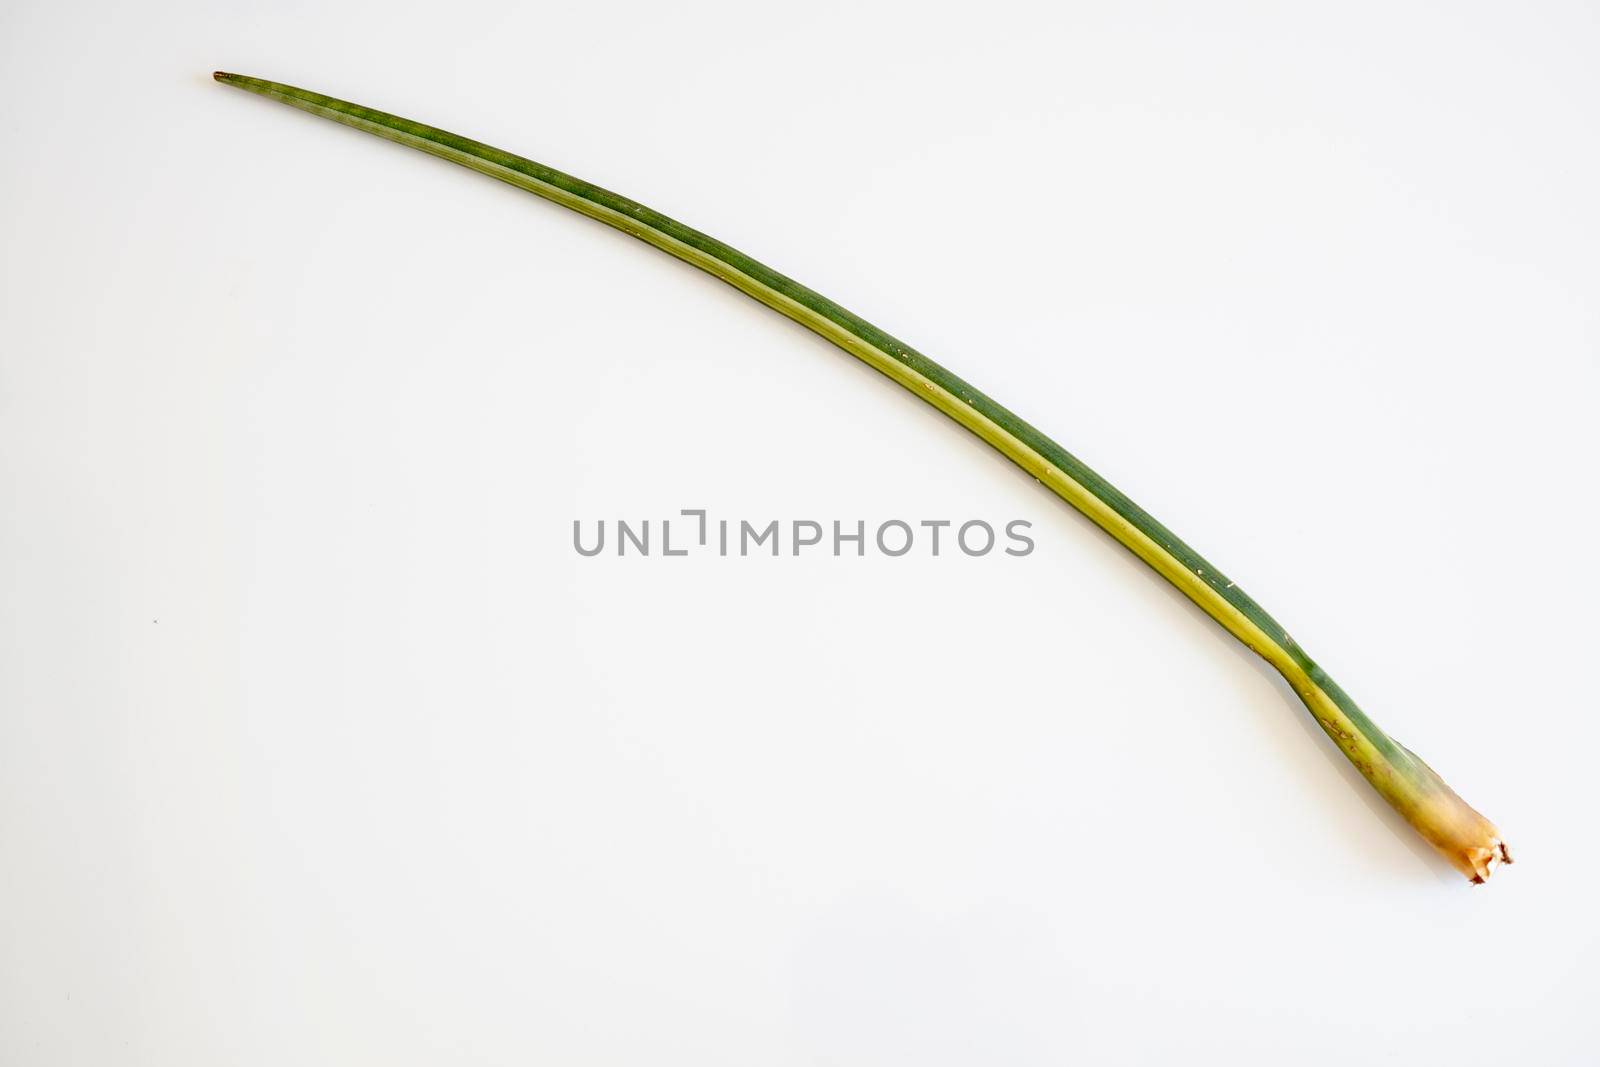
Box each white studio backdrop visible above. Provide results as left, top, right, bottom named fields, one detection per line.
left=3, top=1, right=1597, bottom=1063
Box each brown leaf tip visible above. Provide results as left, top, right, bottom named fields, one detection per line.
left=1468, top=840, right=1514, bottom=885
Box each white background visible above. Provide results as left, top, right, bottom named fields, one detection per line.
left=3, top=1, right=1597, bottom=1063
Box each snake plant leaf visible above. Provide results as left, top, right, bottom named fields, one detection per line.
left=214, top=71, right=1512, bottom=883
